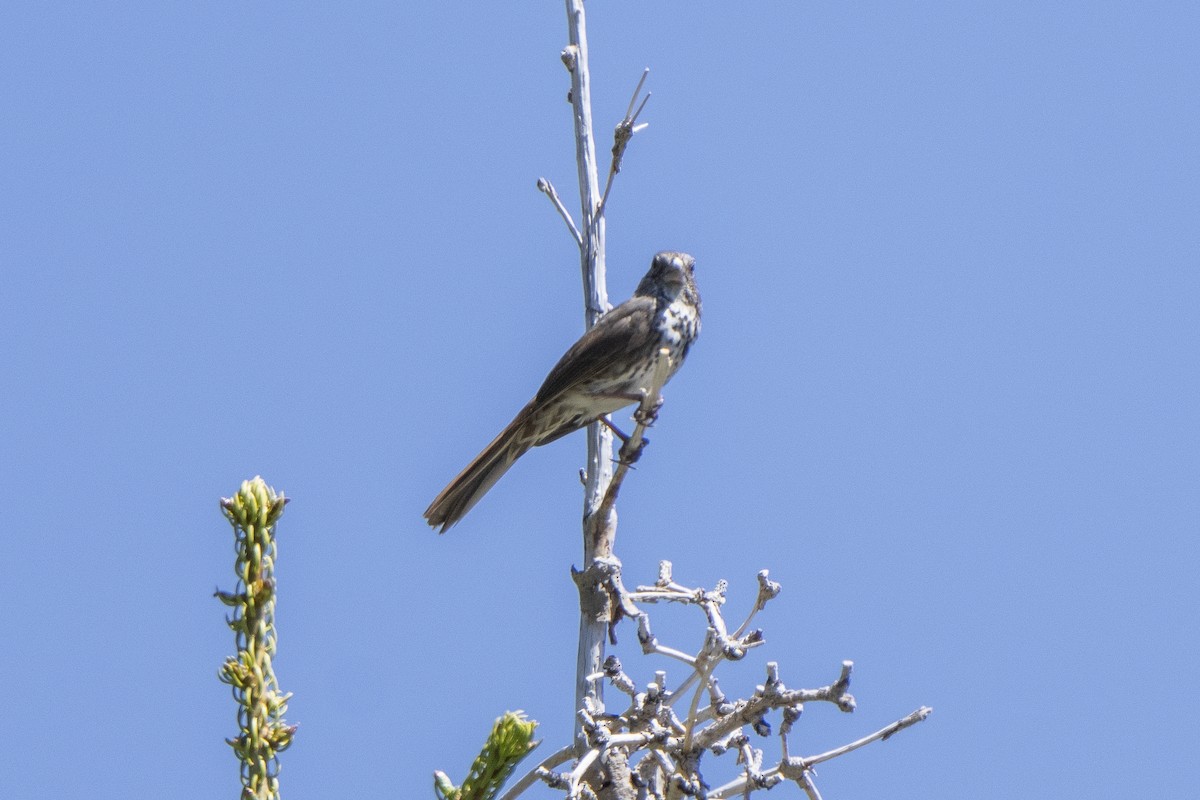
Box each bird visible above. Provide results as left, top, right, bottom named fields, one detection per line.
left=424, top=251, right=702, bottom=532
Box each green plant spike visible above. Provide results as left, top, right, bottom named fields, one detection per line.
left=435, top=712, right=539, bottom=800
left=217, top=476, right=294, bottom=800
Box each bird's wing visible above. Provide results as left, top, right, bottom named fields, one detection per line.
left=532, top=295, right=659, bottom=405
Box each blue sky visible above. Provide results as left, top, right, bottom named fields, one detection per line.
left=2, top=2, right=1197, bottom=798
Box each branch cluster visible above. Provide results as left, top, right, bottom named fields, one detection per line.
left=509, top=564, right=931, bottom=800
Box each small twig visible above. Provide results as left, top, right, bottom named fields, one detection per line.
left=694, top=662, right=857, bottom=753
left=779, top=704, right=803, bottom=758
left=680, top=630, right=723, bottom=752
left=634, top=614, right=697, bottom=666
left=643, top=641, right=699, bottom=666
left=730, top=570, right=782, bottom=639
left=566, top=747, right=602, bottom=797
left=797, top=706, right=933, bottom=768
left=597, top=68, right=652, bottom=218
left=594, top=347, right=672, bottom=523
left=593, top=655, right=637, bottom=697
left=604, top=729, right=668, bottom=750
left=798, top=770, right=824, bottom=800
left=697, top=585, right=730, bottom=640
left=623, top=68, right=651, bottom=122
left=537, top=177, right=583, bottom=246
left=496, top=744, right=576, bottom=800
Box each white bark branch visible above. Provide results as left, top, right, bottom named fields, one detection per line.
left=707, top=706, right=934, bottom=799
left=797, top=705, right=934, bottom=768
left=561, top=0, right=616, bottom=754
left=597, top=68, right=651, bottom=218
left=538, top=177, right=583, bottom=246
left=497, top=745, right=576, bottom=800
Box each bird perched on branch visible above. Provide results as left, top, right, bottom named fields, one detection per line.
left=425, top=251, right=702, bottom=532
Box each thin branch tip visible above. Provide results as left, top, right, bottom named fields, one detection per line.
left=537, top=176, right=583, bottom=246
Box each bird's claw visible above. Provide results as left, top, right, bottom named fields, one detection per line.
left=633, top=397, right=664, bottom=426
left=617, top=436, right=649, bottom=465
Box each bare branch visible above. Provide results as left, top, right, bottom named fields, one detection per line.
left=798, top=705, right=933, bottom=768
left=623, top=68, right=651, bottom=123
left=561, top=0, right=616, bottom=750
left=538, top=177, right=583, bottom=246
left=594, top=347, right=673, bottom=525
left=597, top=68, right=652, bottom=218
left=708, top=706, right=933, bottom=799
left=729, top=570, right=782, bottom=639
left=798, top=770, right=825, bottom=800
left=498, top=744, right=576, bottom=800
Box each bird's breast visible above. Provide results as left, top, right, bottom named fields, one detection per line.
left=657, top=298, right=701, bottom=360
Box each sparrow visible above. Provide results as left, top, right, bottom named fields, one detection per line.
left=424, top=251, right=701, bottom=532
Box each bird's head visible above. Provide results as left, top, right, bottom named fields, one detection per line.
left=636, top=251, right=697, bottom=300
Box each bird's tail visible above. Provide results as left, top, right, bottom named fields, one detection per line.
left=424, top=406, right=535, bottom=533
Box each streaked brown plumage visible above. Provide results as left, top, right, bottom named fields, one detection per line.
left=424, top=251, right=702, bottom=532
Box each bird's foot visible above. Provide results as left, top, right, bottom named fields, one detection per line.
left=633, top=395, right=664, bottom=426
left=617, top=435, right=649, bottom=465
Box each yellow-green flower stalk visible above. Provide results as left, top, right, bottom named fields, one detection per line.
left=434, top=712, right=539, bottom=800
left=216, top=477, right=295, bottom=800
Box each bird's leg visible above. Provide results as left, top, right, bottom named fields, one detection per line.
left=600, top=412, right=650, bottom=465
left=598, top=415, right=631, bottom=443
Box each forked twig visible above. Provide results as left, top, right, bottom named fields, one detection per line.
left=597, top=68, right=651, bottom=218
left=708, top=706, right=934, bottom=799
